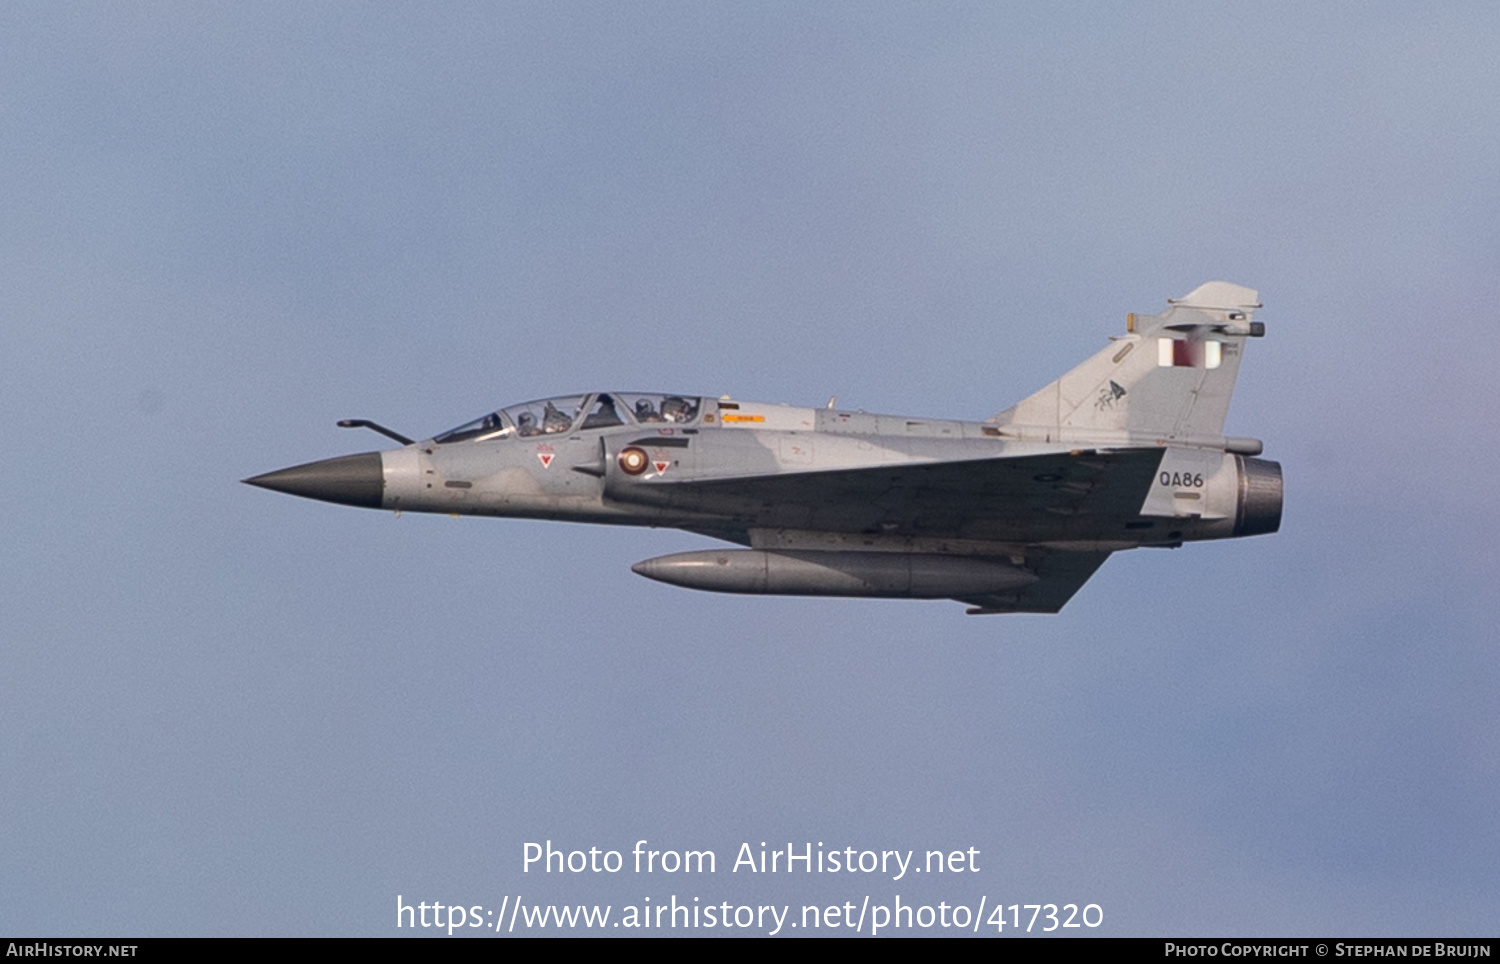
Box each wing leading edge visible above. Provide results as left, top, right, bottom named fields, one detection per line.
left=954, top=549, right=1114, bottom=614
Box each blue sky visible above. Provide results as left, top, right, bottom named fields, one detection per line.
left=3, top=3, right=1497, bottom=936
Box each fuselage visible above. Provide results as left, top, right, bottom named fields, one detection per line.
left=258, top=391, right=1277, bottom=554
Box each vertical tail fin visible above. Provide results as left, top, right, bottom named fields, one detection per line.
left=994, top=281, right=1264, bottom=445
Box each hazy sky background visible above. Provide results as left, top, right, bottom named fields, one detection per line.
left=4, top=3, right=1497, bottom=936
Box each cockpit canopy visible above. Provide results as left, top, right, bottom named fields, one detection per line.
left=433, top=393, right=703, bottom=444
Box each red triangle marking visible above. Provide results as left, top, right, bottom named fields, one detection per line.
left=653, top=461, right=670, bottom=474
left=538, top=452, right=554, bottom=468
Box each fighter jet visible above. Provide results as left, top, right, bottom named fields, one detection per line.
left=245, top=281, right=1281, bottom=614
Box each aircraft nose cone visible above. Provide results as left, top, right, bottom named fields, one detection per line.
left=243, top=452, right=385, bottom=508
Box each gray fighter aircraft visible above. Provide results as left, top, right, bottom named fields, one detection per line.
left=246, top=281, right=1281, bottom=614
